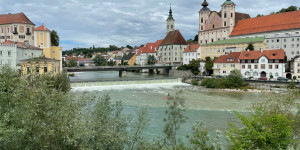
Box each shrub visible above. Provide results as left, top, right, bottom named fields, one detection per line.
left=191, top=79, right=198, bottom=86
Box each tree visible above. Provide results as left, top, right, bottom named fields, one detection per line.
left=278, top=5, right=298, bottom=13
left=225, top=69, right=245, bottom=88
left=256, top=14, right=264, bottom=17
left=126, top=45, right=133, bottom=49
left=186, top=39, right=193, bottom=43
left=194, top=34, right=198, bottom=42
left=163, top=90, right=188, bottom=149
left=246, top=43, right=254, bottom=51
left=93, top=55, right=107, bottom=66
left=188, top=121, right=215, bottom=150
left=68, top=58, right=77, bottom=67
left=51, top=30, right=59, bottom=46
left=147, top=55, right=156, bottom=65
left=205, top=57, right=214, bottom=75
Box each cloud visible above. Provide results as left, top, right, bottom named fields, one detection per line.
left=0, top=0, right=299, bottom=50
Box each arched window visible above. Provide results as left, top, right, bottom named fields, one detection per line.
left=275, top=72, right=279, bottom=76
left=224, top=12, right=227, bottom=18
left=231, top=13, right=233, bottom=18
left=245, top=71, right=250, bottom=76
left=253, top=72, right=258, bottom=76
left=201, top=17, right=203, bottom=23
left=213, top=24, right=215, bottom=28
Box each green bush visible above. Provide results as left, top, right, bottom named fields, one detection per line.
left=191, top=79, right=198, bottom=86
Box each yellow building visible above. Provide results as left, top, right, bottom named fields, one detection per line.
left=34, top=25, right=62, bottom=71
left=125, top=53, right=136, bottom=66
left=213, top=52, right=241, bottom=76
left=200, top=37, right=266, bottom=60
left=20, top=57, right=60, bottom=75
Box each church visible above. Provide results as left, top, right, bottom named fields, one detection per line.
left=198, top=0, right=250, bottom=45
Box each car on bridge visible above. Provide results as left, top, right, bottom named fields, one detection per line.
left=258, top=77, right=267, bottom=81
left=277, top=77, right=288, bottom=82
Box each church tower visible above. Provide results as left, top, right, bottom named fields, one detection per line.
left=166, top=5, right=175, bottom=34
left=221, top=0, right=236, bottom=32
left=198, top=0, right=210, bottom=44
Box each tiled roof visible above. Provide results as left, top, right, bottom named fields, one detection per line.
left=214, top=52, right=241, bottom=63
left=234, top=12, right=251, bottom=26
left=160, top=30, right=187, bottom=45
left=34, top=25, right=50, bottom=31
left=1, top=40, right=42, bottom=50
left=0, top=12, right=35, bottom=25
left=231, top=10, right=300, bottom=36
left=183, top=43, right=200, bottom=53
left=136, top=47, right=144, bottom=56
left=203, top=37, right=264, bottom=46
left=21, top=57, right=60, bottom=62
left=239, top=49, right=285, bottom=60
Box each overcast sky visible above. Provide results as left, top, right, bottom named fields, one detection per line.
left=1, top=0, right=299, bottom=50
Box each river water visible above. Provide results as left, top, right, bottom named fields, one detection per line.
left=70, top=71, right=268, bottom=141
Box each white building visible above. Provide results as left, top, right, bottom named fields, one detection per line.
left=183, top=43, right=200, bottom=65
left=230, top=10, right=300, bottom=60
left=239, top=49, right=286, bottom=79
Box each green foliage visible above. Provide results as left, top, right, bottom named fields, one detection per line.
left=293, top=76, right=297, bottom=80
left=93, top=55, right=107, bottom=66
left=41, top=71, right=71, bottom=92
left=205, top=57, right=214, bottom=75
left=288, top=80, right=296, bottom=89
left=201, top=70, right=246, bottom=89
left=194, top=34, right=198, bottom=42
left=147, top=55, right=156, bottom=65
left=191, top=79, right=198, bottom=86
left=188, top=121, right=215, bottom=150
left=67, top=57, right=77, bottom=67
left=270, top=74, right=273, bottom=79
left=226, top=108, right=293, bottom=149
left=256, top=14, right=264, bottom=17
left=278, top=5, right=298, bottom=13
left=107, top=60, right=116, bottom=66
left=51, top=30, right=59, bottom=46
left=246, top=43, right=254, bottom=50
left=187, top=39, right=194, bottom=43
left=163, top=90, right=188, bottom=149
left=177, top=59, right=201, bottom=75
left=126, top=45, right=133, bottom=49
left=62, top=45, right=120, bottom=56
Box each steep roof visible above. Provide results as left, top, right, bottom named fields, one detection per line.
left=34, top=25, right=50, bottom=31
left=136, top=47, right=144, bottom=56
left=160, top=30, right=187, bottom=45
left=231, top=10, right=300, bottom=36
left=0, top=12, right=35, bottom=25
left=1, top=40, right=42, bottom=50
left=183, top=43, right=200, bottom=53
left=234, top=12, right=251, bottom=26
left=214, top=52, right=241, bottom=63
left=203, top=37, right=264, bottom=46
left=239, top=49, right=285, bottom=60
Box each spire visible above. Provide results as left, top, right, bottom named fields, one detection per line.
left=202, top=0, right=208, bottom=7
left=167, top=4, right=174, bottom=21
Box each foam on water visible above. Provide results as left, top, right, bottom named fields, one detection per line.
left=71, top=82, right=191, bottom=92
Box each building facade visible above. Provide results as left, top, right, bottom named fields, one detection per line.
left=183, top=43, right=200, bottom=65
left=20, top=57, right=60, bottom=75
left=198, top=0, right=250, bottom=45
left=213, top=52, right=241, bottom=76
left=290, top=56, right=300, bottom=79
left=157, top=30, right=188, bottom=65
left=0, top=12, right=35, bottom=45
left=230, top=10, right=300, bottom=60
left=239, top=49, right=286, bottom=79
left=34, top=25, right=63, bottom=71
left=200, top=37, right=266, bottom=60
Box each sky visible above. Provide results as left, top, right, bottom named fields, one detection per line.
left=0, top=0, right=299, bottom=50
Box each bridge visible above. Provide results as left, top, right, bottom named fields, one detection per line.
left=64, top=65, right=173, bottom=77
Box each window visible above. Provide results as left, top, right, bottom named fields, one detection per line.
left=26, top=28, right=30, bottom=33
left=292, top=44, right=295, bottom=48
left=253, top=72, right=258, bottom=76
left=231, top=64, right=235, bottom=68
left=271, top=40, right=274, bottom=43
left=1, top=28, right=3, bottom=33
left=217, top=65, right=220, bottom=68
left=242, top=65, right=245, bottom=69
left=269, top=65, right=273, bottom=69
left=0, top=51, right=2, bottom=56
left=19, top=35, right=25, bottom=38
left=7, top=59, right=11, bottom=66
left=292, top=38, right=295, bottom=41
left=224, top=21, right=227, bottom=26
left=284, top=39, right=286, bottom=42
left=7, top=27, right=9, bottom=33
left=254, top=65, right=258, bottom=69
left=275, top=65, right=279, bottom=69
left=254, top=60, right=258, bottom=63
left=245, top=71, right=250, bottom=76
left=223, top=64, right=226, bottom=67
left=275, top=60, right=279, bottom=63
left=223, top=71, right=226, bottom=73
left=224, top=12, right=227, bottom=18
left=277, top=39, right=279, bottom=42
left=275, top=72, right=279, bottom=76
left=266, top=40, right=269, bottom=43
left=0, top=59, right=2, bottom=65
left=292, top=51, right=294, bottom=55
left=231, top=13, right=233, bottom=18
left=14, top=26, right=18, bottom=33
left=44, top=67, right=48, bottom=73
left=261, top=64, right=265, bottom=69
left=213, top=24, right=215, bottom=28
left=248, top=65, right=251, bottom=69
left=8, top=51, right=11, bottom=57
left=284, top=45, right=286, bottom=48
left=201, top=26, right=203, bottom=30
left=201, top=17, right=203, bottom=23
left=261, top=59, right=265, bottom=63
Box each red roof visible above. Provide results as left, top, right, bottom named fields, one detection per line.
left=231, top=10, right=300, bottom=36
left=34, top=25, right=50, bottom=31
left=160, top=30, right=187, bottom=45
left=183, top=43, right=200, bottom=53
left=239, top=49, right=285, bottom=60
left=141, top=39, right=164, bottom=54
left=0, top=12, right=35, bottom=25
left=137, top=47, right=144, bottom=56
left=214, top=52, right=241, bottom=63
left=1, top=40, right=42, bottom=50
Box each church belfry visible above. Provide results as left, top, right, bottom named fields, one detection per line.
left=166, top=5, right=175, bottom=34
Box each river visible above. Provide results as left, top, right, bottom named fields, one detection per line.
left=70, top=71, right=268, bottom=141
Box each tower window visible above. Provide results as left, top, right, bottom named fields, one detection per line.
left=201, top=26, right=203, bottom=30
left=171, top=25, right=173, bottom=29
left=224, top=12, right=227, bottom=18
left=231, top=13, right=233, bottom=18
left=213, top=24, right=215, bottom=29
left=224, top=21, right=227, bottom=26
left=201, top=17, right=203, bottom=23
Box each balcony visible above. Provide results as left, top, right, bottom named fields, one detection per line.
left=26, top=32, right=31, bottom=35
left=13, top=31, right=18, bottom=35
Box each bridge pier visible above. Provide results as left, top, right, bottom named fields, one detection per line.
left=119, top=70, right=127, bottom=77
left=161, top=68, right=170, bottom=75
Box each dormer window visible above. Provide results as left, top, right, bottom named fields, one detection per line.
left=245, top=54, right=249, bottom=57
left=272, top=53, right=276, bottom=56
